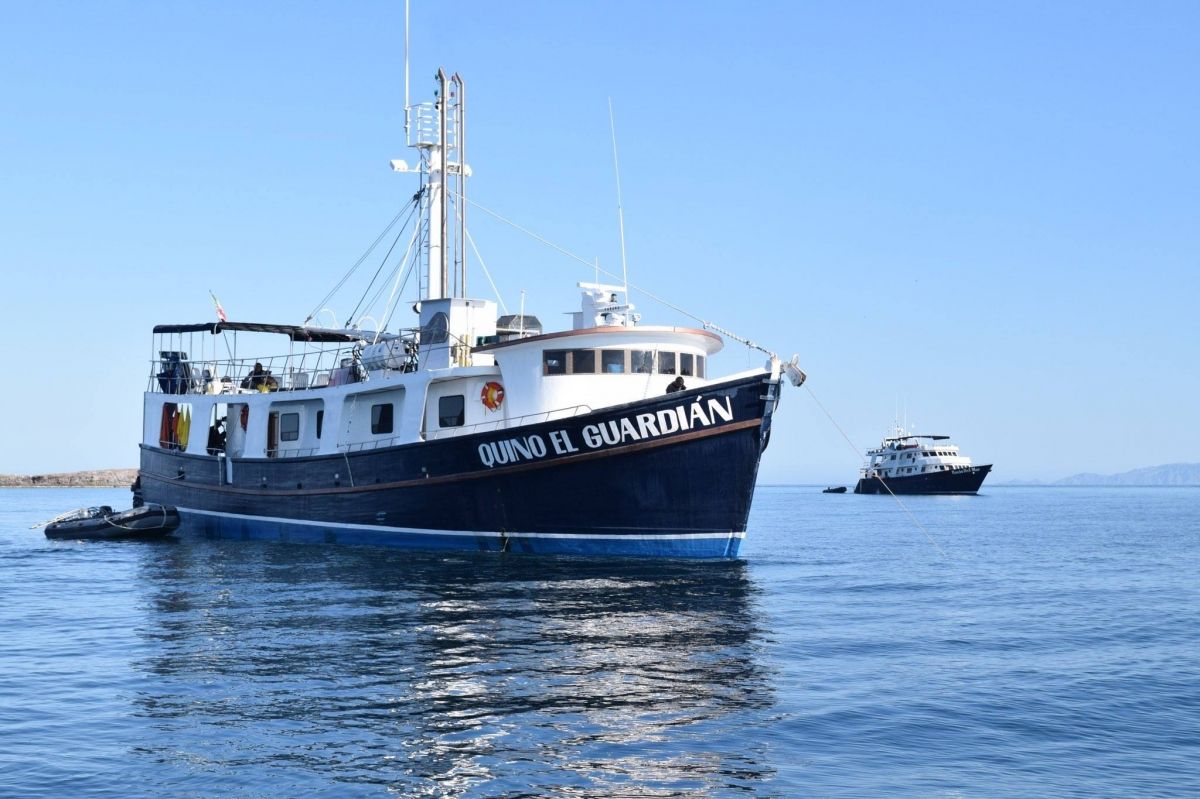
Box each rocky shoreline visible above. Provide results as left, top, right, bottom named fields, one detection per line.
left=0, top=469, right=138, bottom=488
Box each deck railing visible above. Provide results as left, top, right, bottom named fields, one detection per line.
left=148, top=346, right=413, bottom=396
left=421, top=404, right=595, bottom=442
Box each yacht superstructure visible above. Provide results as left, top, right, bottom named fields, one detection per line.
left=854, top=429, right=991, bottom=495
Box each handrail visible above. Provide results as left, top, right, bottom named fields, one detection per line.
left=422, top=404, right=594, bottom=441
left=147, top=329, right=427, bottom=395
left=148, top=347, right=373, bottom=396
left=266, top=447, right=322, bottom=459
left=336, top=404, right=595, bottom=453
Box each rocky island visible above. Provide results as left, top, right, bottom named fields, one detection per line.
left=0, top=469, right=138, bottom=488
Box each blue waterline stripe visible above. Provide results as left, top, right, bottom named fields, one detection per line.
left=180, top=507, right=745, bottom=542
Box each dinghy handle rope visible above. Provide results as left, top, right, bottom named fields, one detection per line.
left=804, top=385, right=948, bottom=559
left=102, top=503, right=173, bottom=531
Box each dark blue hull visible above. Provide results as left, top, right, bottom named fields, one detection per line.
left=138, top=374, right=779, bottom=558
left=854, top=464, right=992, bottom=495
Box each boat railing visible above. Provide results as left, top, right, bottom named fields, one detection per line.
left=407, top=102, right=453, bottom=149
left=149, top=347, right=375, bottom=396
left=422, top=404, right=595, bottom=441
left=265, top=447, right=322, bottom=459
left=334, top=404, right=595, bottom=453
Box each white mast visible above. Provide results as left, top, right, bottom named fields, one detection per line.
left=396, top=11, right=467, bottom=304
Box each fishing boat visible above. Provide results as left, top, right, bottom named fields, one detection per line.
left=44, top=505, right=180, bottom=541
left=822, top=486, right=847, bottom=494
left=854, top=429, right=992, bottom=495
left=133, top=66, right=806, bottom=558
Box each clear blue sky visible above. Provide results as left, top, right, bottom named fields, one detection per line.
left=1, top=1, right=1197, bottom=482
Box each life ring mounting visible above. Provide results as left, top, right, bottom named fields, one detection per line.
left=481, top=381, right=505, bottom=411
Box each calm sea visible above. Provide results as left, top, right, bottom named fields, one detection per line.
left=1, top=486, right=1197, bottom=798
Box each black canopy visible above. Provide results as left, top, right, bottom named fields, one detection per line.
left=151, top=322, right=368, bottom=343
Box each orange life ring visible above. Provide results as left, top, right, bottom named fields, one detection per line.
left=481, top=381, right=505, bottom=411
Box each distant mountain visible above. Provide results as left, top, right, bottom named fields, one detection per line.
left=1053, top=463, right=1200, bottom=486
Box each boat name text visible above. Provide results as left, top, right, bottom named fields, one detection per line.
left=477, top=396, right=734, bottom=469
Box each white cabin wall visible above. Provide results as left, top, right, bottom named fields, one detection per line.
left=489, top=329, right=721, bottom=419
left=338, top=388, right=408, bottom=448
left=267, top=398, right=325, bottom=455
left=424, top=376, right=507, bottom=436
left=419, top=297, right=498, bottom=370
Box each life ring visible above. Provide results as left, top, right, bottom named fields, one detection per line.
left=481, top=381, right=505, bottom=411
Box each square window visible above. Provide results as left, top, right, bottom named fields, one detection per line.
left=280, top=412, right=300, bottom=442
left=601, top=350, right=626, bottom=374
left=680, top=353, right=694, bottom=376
left=543, top=350, right=567, bottom=375
left=371, top=403, right=394, bottom=435
left=439, top=395, right=465, bottom=427
left=631, top=350, right=654, bottom=374
left=658, top=351, right=676, bottom=375
left=569, top=349, right=596, bottom=374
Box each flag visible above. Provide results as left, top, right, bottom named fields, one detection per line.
left=209, top=291, right=228, bottom=323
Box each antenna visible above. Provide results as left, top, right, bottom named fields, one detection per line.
left=403, top=0, right=410, bottom=139
left=608, top=98, right=629, bottom=294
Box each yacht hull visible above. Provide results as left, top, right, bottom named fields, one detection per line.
left=854, top=464, right=992, bottom=495
left=138, top=374, right=777, bottom=558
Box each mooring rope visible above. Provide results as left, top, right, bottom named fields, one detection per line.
left=804, top=385, right=948, bottom=559
left=101, top=503, right=172, bottom=531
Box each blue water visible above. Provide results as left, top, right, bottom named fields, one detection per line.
left=2, top=486, right=1197, bottom=797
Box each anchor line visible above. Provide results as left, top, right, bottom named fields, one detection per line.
left=804, top=384, right=948, bottom=559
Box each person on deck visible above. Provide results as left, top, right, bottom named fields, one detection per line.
left=666, top=375, right=686, bottom=394
left=242, top=362, right=268, bottom=390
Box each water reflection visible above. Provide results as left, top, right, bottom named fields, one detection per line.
left=133, top=544, right=777, bottom=797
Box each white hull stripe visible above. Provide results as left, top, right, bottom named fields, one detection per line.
left=179, top=507, right=746, bottom=542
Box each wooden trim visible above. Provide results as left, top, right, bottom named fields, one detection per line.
left=140, top=418, right=762, bottom=498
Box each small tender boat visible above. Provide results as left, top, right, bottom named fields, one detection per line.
left=822, top=486, right=847, bottom=493
left=44, top=504, right=180, bottom=540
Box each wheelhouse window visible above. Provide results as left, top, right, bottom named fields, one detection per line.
left=543, top=350, right=567, bottom=375
left=371, top=403, right=394, bottom=435
left=280, top=412, right=300, bottom=442
left=569, top=349, right=596, bottom=374
left=439, top=395, right=465, bottom=427
left=631, top=350, right=654, bottom=374
left=601, top=350, right=626, bottom=374
left=696, top=356, right=706, bottom=378
left=680, top=353, right=695, bottom=377
left=658, top=351, right=676, bottom=375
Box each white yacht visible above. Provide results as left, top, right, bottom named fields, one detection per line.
left=855, top=428, right=992, bottom=494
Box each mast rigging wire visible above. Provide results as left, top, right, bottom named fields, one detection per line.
left=344, top=200, right=421, bottom=326
left=303, top=193, right=421, bottom=326
left=465, top=227, right=509, bottom=316
left=465, top=196, right=775, bottom=357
